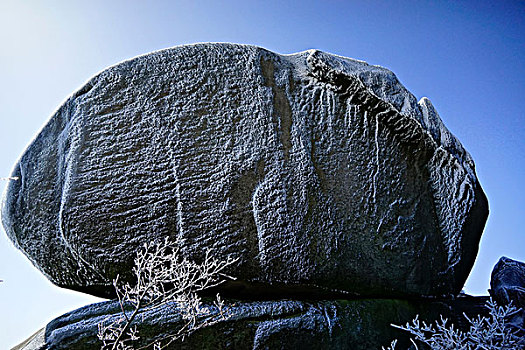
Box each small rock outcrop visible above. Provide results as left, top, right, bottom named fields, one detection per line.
left=490, top=256, right=525, bottom=341
left=491, top=256, right=525, bottom=308
left=14, top=297, right=489, bottom=350
left=1, top=43, right=488, bottom=298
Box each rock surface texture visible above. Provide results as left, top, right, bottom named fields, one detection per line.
left=491, top=256, right=525, bottom=309
left=14, top=297, right=489, bottom=350
left=1, top=43, right=488, bottom=298
left=490, top=256, right=525, bottom=340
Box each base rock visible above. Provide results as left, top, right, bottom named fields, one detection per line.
left=14, top=297, right=489, bottom=350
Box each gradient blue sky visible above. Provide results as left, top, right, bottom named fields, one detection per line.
left=1, top=0, right=523, bottom=347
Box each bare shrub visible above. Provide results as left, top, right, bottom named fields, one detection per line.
left=97, top=237, right=238, bottom=350
left=384, top=299, right=522, bottom=350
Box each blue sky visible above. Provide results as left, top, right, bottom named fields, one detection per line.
left=0, top=0, right=523, bottom=347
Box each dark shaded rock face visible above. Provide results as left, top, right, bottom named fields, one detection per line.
left=491, top=256, right=525, bottom=308
left=490, top=256, right=525, bottom=339
left=1, top=43, right=488, bottom=298
left=14, top=297, right=489, bottom=350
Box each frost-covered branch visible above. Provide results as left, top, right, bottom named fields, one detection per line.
left=386, top=298, right=522, bottom=350
left=98, top=237, right=238, bottom=350
left=0, top=176, right=19, bottom=181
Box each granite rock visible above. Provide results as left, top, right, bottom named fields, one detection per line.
left=490, top=256, right=525, bottom=308
left=1, top=43, right=488, bottom=298
left=490, top=256, right=525, bottom=339
left=13, top=297, right=489, bottom=350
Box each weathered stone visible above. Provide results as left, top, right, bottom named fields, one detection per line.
left=490, top=256, right=525, bottom=308
left=1, top=43, right=488, bottom=298
left=490, top=256, right=525, bottom=340
left=13, top=297, right=489, bottom=350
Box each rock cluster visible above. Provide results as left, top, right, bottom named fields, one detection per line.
left=2, top=43, right=488, bottom=300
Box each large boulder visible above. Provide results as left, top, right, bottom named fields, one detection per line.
left=14, top=297, right=489, bottom=350
left=1, top=43, right=488, bottom=298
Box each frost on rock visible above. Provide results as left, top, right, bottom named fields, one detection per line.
left=1, top=43, right=488, bottom=298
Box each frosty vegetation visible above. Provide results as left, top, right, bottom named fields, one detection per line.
left=0, top=176, right=19, bottom=181
left=383, top=299, right=522, bottom=350
left=97, top=237, right=238, bottom=350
